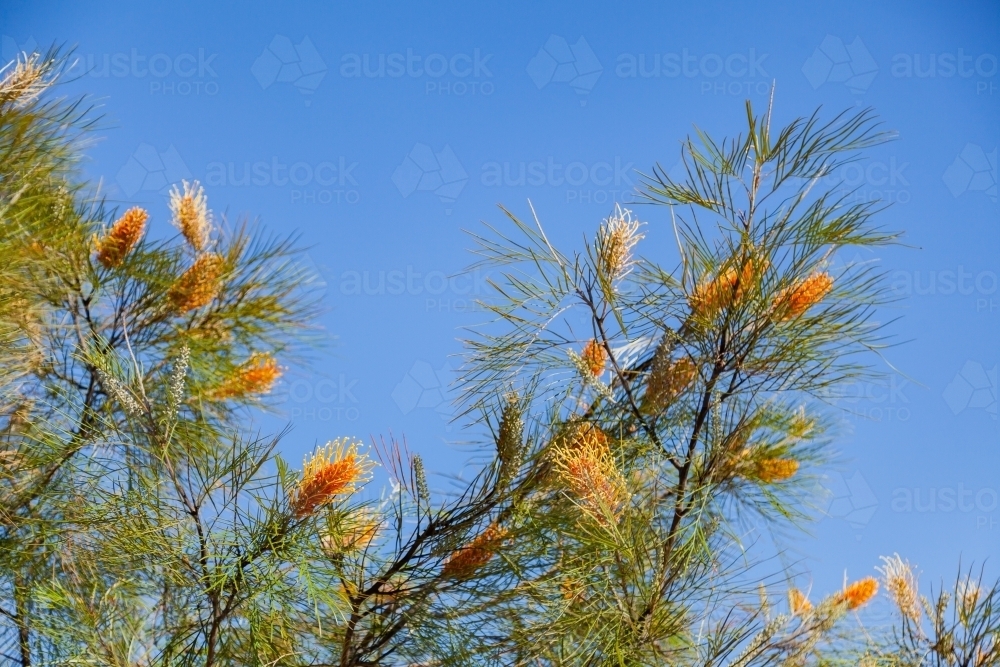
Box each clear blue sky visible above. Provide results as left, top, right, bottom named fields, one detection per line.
left=3, top=0, right=997, bottom=601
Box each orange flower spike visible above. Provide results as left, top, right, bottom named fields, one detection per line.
left=755, top=458, right=799, bottom=483
left=838, top=576, right=879, bottom=610
left=581, top=339, right=607, bottom=378
left=789, top=588, right=813, bottom=615
left=94, top=207, right=148, bottom=268
left=292, top=439, right=374, bottom=518
left=690, top=260, right=759, bottom=316
left=773, top=271, right=834, bottom=321
left=442, top=523, right=509, bottom=579
left=213, top=353, right=282, bottom=399
left=167, top=253, right=224, bottom=313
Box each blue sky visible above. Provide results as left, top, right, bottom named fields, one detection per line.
left=2, top=0, right=997, bottom=602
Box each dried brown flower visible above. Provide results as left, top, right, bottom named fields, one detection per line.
left=167, top=253, right=224, bottom=313
left=169, top=180, right=212, bottom=252
left=772, top=271, right=833, bottom=321
left=94, top=207, right=148, bottom=268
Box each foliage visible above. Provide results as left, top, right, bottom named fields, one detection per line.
left=0, top=52, right=996, bottom=667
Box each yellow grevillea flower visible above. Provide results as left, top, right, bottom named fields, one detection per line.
left=755, top=458, right=799, bottom=483
left=877, top=554, right=920, bottom=622
left=169, top=180, right=212, bottom=252
left=596, top=206, right=643, bottom=282
left=552, top=424, right=628, bottom=519
left=643, top=356, right=697, bottom=413
left=167, top=253, right=224, bottom=313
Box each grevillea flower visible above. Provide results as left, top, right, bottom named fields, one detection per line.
left=643, top=355, right=697, bottom=414
left=322, top=509, right=382, bottom=555
left=596, top=206, right=643, bottom=283
left=552, top=424, right=628, bottom=519
left=772, top=271, right=833, bottom=321
left=581, top=339, right=607, bottom=378
left=789, top=588, right=813, bottom=615
left=211, top=352, right=281, bottom=399
left=94, top=207, right=148, bottom=268
left=169, top=180, right=212, bottom=252
left=291, top=439, right=374, bottom=518
left=690, top=259, right=761, bottom=317
left=836, top=577, right=879, bottom=610
left=754, top=458, right=799, bottom=483
left=877, top=554, right=920, bottom=622
left=441, top=524, right=508, bottom=579
left=167, top=253, right=224, bottom=313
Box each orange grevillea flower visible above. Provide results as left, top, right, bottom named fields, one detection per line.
left=837, top=576, right=879, bottom=610
left=94, top=207, right=148, bottom=268
left=212, top=352, right=281, bottom=399
left=643, top=355, right=697, bottom=414
left=772, top=271, right=833, bottom=321
left=291, top=439, right=374, bottom=518
left=690, top=259, right=761, bottom=316
left=581, top=339, right=607, bottom=378
left=167, top=252, right=224, bottom=313
left=755, top=458, right=799, bottom=483
left=552, top=424, right=628, bottom=519
left=169, top=180, right=212, bottom=252
left=789, top=588, right=813, bottom=615
left=442, top=523, right=508, bottom=579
